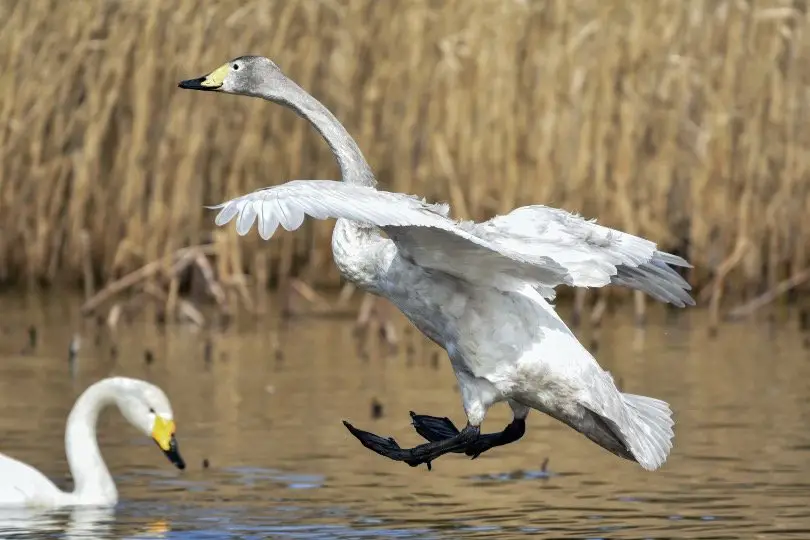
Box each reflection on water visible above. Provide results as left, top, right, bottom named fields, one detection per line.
left=0, top=293, right=809, bottom=538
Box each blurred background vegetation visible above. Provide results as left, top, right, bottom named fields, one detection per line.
left=1, top=0, right=809, bottom=309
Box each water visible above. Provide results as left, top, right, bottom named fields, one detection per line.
left=0, top=294, right=808, bottom=539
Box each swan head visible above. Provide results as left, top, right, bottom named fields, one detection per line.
left=178, top=56, right=286, bottom=98
left=115, top=379, right=186, bottom=470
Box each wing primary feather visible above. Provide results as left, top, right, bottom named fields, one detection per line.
left=236, top=201, right=258, bottom=236
left=215, top=202, right=240, bottom=227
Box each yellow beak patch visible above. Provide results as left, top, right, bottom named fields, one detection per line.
left=200, top=63, right=230, bottom=88
left=152, top=416, right=176, bottom=451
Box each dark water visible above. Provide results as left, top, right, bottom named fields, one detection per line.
left=0, top=294, right=808, bottom=539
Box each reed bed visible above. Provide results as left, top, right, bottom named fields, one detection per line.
left=2, top=0, right=810, bottom=315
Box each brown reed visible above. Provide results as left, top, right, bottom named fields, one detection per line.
left=2, top=0, right=810, bottom=310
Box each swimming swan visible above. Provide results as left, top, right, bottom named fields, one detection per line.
left=179, top=56, right=694, bottom=472
left=0, top=377, right=185, bottom=507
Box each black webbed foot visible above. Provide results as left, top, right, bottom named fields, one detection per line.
left=409, top=411, right=461, bottom=443
left=343, top=419, right=479, bottom=471
left=341, top=421, right=421, bottom=467
left=410, top=412, right=526, bottom=459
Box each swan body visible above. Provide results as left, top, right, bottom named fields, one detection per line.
left=179, top=56, right=694, bottom=471
left=0, top=377, right=185, bottom=507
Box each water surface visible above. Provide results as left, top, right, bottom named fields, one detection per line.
left=0, top=294, right=807, bottom=538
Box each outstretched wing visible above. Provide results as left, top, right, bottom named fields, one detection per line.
left=472, top=205, right=694, bottom=306
left=208, top=180, right=452, bottom=237
left=209, top=181, right=694, bottom=305
left=207, top=180, right=571, bottom=296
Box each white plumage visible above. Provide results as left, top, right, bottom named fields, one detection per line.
left=211, top=180, right=686, bottom=471
left=181, top=55, right=695, bottom=471
left=211, top=180, right=693, bottom=307
left=0, top=378, right=183, bottom=507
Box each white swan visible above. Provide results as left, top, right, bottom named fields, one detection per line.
left=179, top=56, right=694, bottom=472
left=0, top=377, right=185, bottom=507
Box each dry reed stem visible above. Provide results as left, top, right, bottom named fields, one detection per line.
left=142, top=282, right=205, bottom=327
left=193, top=254, right=229, bottom=312
left=726, top=266, right=810, bottom=320
left=2, top=0, right=810, bottom=311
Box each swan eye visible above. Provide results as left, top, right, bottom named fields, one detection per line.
left=232, top=63, right=240, bottom=71
left=149, top=407, right=156, bottom=414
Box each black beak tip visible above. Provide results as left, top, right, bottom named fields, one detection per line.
left=161, top=436, right=186, bottom=470
left=178, top=77, right=218, bottom=91
left=177, top=78, right=199, bottom=90
left=165, top=449, right=185, bottom=470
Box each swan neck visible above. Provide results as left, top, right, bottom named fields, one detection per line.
left=64, top=380, right=119, bottom=503
left=274, top=81, right=376, bottom=188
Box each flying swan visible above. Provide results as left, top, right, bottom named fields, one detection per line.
left=179, top=56, right=694, bottom=472
left=0, top=377, right=185, bottom=507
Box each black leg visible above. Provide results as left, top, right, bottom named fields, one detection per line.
left=342, top=420, right=480, bottom=471
left=410, top=411, right=526, bottom=459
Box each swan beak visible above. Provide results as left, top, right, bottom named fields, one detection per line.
left=152, top=417, right=186, bottom=470
left=178, top=63, right=229, bottom=91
